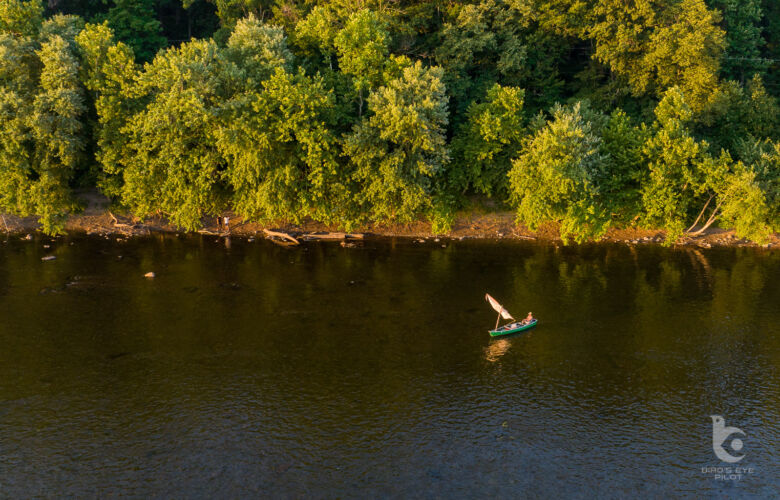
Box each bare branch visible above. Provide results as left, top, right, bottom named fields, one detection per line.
left=685, top=194, right=714, bottom=233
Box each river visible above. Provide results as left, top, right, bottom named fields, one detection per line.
left=0, top=234, right=778, bottom=497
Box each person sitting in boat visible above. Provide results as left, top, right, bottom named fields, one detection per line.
left=522, top=312, right=534, bottom=325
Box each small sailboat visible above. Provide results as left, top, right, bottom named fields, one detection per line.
left=485, top=293, right=538, bottom=337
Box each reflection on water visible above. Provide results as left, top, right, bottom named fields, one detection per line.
left=485, top=338, right=512, bottom=363
left=0, top=235, right=778, bottom=497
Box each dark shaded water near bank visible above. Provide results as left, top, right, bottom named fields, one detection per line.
left=0, top=234, right=778, bottom=498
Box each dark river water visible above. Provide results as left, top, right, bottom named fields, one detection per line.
left=0, top=234, right=778, bottom=498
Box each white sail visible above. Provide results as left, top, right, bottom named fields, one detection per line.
left=485, top=293, right=514, bottom=320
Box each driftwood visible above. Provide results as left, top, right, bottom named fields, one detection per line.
left=263, top=229, right=300, bottom=245
left=107, top=211, right=152, bottom=235
left=301, top=232, right=364, bottom=241
left=108, top=211, right=135, bottom=229
left=1, top=214, right=8, bottom=233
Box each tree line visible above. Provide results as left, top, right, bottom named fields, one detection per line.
left=0, top=0, right=778, bottom=243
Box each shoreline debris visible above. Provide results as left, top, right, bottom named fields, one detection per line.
left=263, top=229, right=301, bottom=245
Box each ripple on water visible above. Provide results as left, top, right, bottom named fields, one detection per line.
left=0, top=236, right=778, bottom=496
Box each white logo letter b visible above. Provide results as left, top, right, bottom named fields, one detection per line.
left=711, top=415, right=745, bottom=463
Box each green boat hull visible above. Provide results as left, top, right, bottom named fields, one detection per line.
left=489, top=319, right=538, bottom=337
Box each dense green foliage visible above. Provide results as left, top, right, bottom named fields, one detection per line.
left=0, top=0, right=778, bottom=243
left=0, top=7, right=87, bottom=234
left=97, top=0, right=167, bottom=62
left=509, top=102, right=609, bottom=244
left=451, top=84, right=526, bottom=198
left=346, top=61, right=451, bottom=229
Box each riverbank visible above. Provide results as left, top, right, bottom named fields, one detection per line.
left=3, top=210, right=777, bottom=249
left=1, top=193, right=777, bottom=249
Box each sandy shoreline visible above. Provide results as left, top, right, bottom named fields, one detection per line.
left=0, top=191, right=776, bottom=249
left=2, top=206, right=777, bottom=250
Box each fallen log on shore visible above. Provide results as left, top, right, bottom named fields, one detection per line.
left=107, top=211, right=152, bottom=235
left=263, top=229, right=300, bottom=245
left=301, top=232, right=364, bottom=241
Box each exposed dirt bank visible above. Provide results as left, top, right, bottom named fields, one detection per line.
left=1, top=192, right=777, bottom=249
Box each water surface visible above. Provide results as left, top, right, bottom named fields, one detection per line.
left=0, top=235, right=778, bottom=497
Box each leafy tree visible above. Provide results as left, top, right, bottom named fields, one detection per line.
left=0, top=33, right=39, bottom=227
left=435, top=0, right=568, bottom=117
left=294, top=4, right=390, bottom=65
left=184, top=0, right=271, bottom=29
left=641, top=88, right=711, bottom=241
left=33, top=34, right=87, bottom=178
left=333, top=9, right=390, bottom=116
left=0, top=6, right=88, bottom=234
left=76, top=22, right=139, bottom=198
left=291, top=5, right=401, bottom=130
left=450, top=83, right=525, bottom=198
left=641, top=87, right=773, bottom=242
left=0, top=0, right=43, bottom=37
left=225, top=14, right=292, bottom=86
left=99, top=0, right=166, bottom=62
left=597, top=110, right=648, bottom=222
left=216, top=68, right=349, bottom=225
left=508, top=101, right=611, bottom=243
left=708, top=0, right=767, bottom=82
left=666, top=151, right=772, bottom=243
left=587, top=0, right=725, bottom=110
left=695, top=75, right=780, bottom=152
left=0, top=27, right=86, bottom=234
left=708, top=156, right=772, bottom=243
left=293, top=4, right=342, bottom=59
left=39, top=13, right=84, bottom=47
left=334, top=9, right=389, bottom=88
left=518, top=0, right=590, bottom=37
left=44, top=0, right=108, bottom=20
left=267, top=1, right=306, bottom=34
left=0, top=31, right=38, bottom=94
left=344, top=61, right=450, bottom=228
left=736, top=138, right=780, bottom=231
left=763, top=0, right=780, bottom=94
left=293, top=1, right=441, bottom=74
left=118, top=39, right=238, bottom=230
left=697, top=76, right=779, bottom=154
